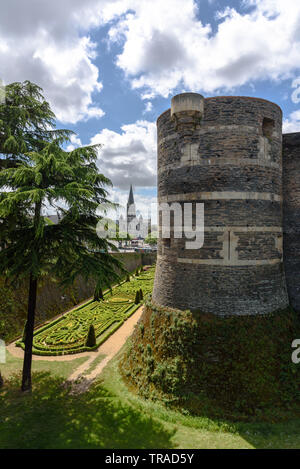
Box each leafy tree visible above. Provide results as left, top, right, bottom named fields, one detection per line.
left=0, top=80, right=71, bottom=169
left=145, top=233, right=157, bottom=246
left=0, top=135, right=126, bottom=392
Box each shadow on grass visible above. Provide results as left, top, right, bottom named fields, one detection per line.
left=0, top=372, right=175, bottom=449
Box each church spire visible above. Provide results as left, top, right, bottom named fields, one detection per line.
left=127, top=184, right=136, bottom=229
left=128, top=184, right=134, bottom=206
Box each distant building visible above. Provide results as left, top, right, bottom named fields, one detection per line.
left=122, top=185, right=151, bottom=239
left=126, top=184, right=136, bottom=227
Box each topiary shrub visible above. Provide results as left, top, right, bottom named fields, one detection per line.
left=135, top=268, right=139, bottom=277
left=120, top=299, right=300, bottom=421
left=126, top=275, right=130, bottom=282
left=85, top=324, right=96, bottom=348
left=139, top=289, right=143, bottom=301
left=134, top=290, right=140, bottom=305
left=94, top=288, right=104, bottom=302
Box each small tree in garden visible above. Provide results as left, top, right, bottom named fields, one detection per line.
left=0, top=82, right=126, bottom=392
left=86, top=324, right=96, bottom=348
left=139, top=289, right=143, bottom=301
left=135, top=290, right=140, bottom=305
left=126, top=275, right=130, bottom=282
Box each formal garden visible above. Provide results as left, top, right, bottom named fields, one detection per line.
left=16, top=266, right=155, bottom=356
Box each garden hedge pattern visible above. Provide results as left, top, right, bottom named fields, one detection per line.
left=17, top=266, right=155, bottom=356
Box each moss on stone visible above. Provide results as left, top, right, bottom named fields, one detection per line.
left=120, top=298, right=300, bottom=421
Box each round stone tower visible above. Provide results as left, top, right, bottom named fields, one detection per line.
left=152, top=93, right=289, bottom=315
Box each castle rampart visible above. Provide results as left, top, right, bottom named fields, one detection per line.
left=283, top=132, right=300, bottom=313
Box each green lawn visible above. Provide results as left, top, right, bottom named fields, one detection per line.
left=1, top=345, right=299, bottom=449
left=0, top=350, right=89, bottom=380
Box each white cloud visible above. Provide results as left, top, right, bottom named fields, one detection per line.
left=291, top=77, right=300, bottom=104
left=105, top=0, right=300, bottom=97
left=66, top=134, right=82, bottom=152
left=0, top=0, right=118, bottom=124
left=3, top=0, right=300, bottom=123
left=90, top=120, right=157, bottom=190
left=283, top=110, right=300, bottom=133
left=143, top=101, right=153, bottom=114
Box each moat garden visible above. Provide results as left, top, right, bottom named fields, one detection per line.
left=1, top=264, right=300, bottom=449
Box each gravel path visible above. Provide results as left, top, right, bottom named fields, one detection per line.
left=69, top=306, right=144, bottom=381
left=7, top=305, right=144, bottom=381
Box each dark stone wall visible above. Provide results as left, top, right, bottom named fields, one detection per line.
left=153, top=95, right=288, bottom=316
left=283, top=133, right=300, bottom=312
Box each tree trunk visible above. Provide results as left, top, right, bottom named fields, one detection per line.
left=21, top=273, right=38, bottom=392
left=21, top=200, right=41, bottom=392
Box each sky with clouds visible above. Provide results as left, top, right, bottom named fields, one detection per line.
left=1, top=0, right=300, bottom=218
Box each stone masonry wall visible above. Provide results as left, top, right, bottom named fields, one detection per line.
left=283, top=133, right=300, bottom=312
left=153, top=94, right=289, bottom=316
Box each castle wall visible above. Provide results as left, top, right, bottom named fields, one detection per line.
left=153, top=93, right=289, bottom=315
left=283, top=133, right=300, bottom=312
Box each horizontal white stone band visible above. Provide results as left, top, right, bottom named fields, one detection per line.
left=157, top=254, right=282, bottom=266
left=158, top=125, right=281, bottom=143
left=158, top=157, right=280, bottom=173
left=159, top=226, right=282, bottom=233
left=177, top=258, right=282, bottom=266
left=159, top=192, right=282, bottom=203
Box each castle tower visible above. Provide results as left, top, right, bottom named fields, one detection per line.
left=152, top=93, right=289, bottom=316
left=283, top=133, right=300, bottom=312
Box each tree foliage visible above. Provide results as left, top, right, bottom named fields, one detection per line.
left=0, top=81, right=127, bottom=391
left=0, top=80, right=71, bottom=169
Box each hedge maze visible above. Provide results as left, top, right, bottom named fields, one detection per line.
left=17, top=266, right=155, bottom=356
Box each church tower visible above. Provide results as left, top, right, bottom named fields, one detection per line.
left=127, top=184, right=136, bottom=228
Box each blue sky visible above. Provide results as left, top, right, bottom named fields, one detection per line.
left=1, top=0, right=300, bottom=217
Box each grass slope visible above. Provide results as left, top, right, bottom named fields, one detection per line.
left=1, top=346, right=300, bottom=449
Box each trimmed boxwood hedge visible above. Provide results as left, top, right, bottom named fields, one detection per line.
left=17, top=267, right=155, bottom=356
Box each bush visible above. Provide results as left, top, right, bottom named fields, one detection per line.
left=126, top=275, right=130, bottom=282
left=94, top=288, right=104, bottom=302
left=139, top=289, right=143, bottom=301
left=135, top=291, right=140, bottom=305
left=85, top=324, right=96, bottom=347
